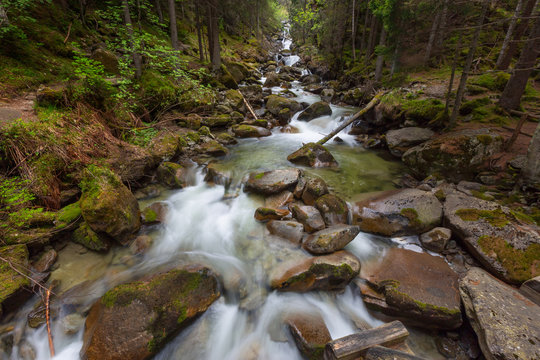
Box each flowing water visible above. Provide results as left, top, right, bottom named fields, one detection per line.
left=2, top=24, right=446, bottom=360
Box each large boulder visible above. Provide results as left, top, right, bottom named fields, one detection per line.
left=385, top=127, right=434, bottom=157
left=232, top=124, right=271, bottom=138
left=287, top=143, right=338, bottom=168
left=443, top=193, right=540, bottom=284
left=298, top=101, right=332, bottom=121
left=264, top=72, right=281, bottom=87
left=81, top=266, right=220, bottom=360
left=0, top=245, right=31, bottom=317
left=302, top=225, right=360, bottom=254
left=226, top=62, right=250, bottom=84
left=156, top=162, right=188, bottom=189
left=315, top=194, right=349, bottom=226
left=402, top=129, right=504, bottom=181
left=301, top=177, right=329, bottom=206
left=80, top=166, right=141, bottom=245
left=244, top=168, right=301, bottom=195
left=460, top=267, right=540, bottom=360
left=520, top=276, right=540, bottom=306
left=270, top=251, right=360, bottom=292
left=147, top=131, right=183, bottom=162
left=352, top=189, right=443, bottom=237
left=223, top=89, right=246, bottom=114
left=359, top=248, right=462, bottom=330
left=265, top=95, right=303, bottom=125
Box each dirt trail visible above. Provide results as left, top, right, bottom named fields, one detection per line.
left=0, top=93, right=38, bottom=129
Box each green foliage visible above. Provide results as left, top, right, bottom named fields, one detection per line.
left=460, top=97, right=491, bottom=115
left=470, top=72, right=510, bottom=92
left=0, top=177, right=34, bottom=212
left=123, top=126, right=159, bottom=146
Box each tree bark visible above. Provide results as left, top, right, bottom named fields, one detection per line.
left=424, top=4, right=442, bottom=65
left=523, top=122, right=540, bottom=184
left=500, top=9, right=540, bottom=110
left=123, top=0, right=142, bottom=79
left=445, top=35, right=462, bottom=113
left=366, top=15, right=378, bottom=65
left=352, top=0, right=357, bottom=62
left=449, top=0, right=489, bottom=126
left=496, top=0, right=525, bottom=68
left=154, top=0, right=164, bottom=24
left=497, top=0, right=538, bottom=70
left=0, top=4, right=9, bottom=26
left=168, top=0, right=179, bottom=50
left=208, top=0, right=221, bottom=71
left=195, top=2, right=204, bottom=62
left=375, top=27, right=387, bottom=82
left=435, top=0, right=449, bottom=52
left=360, top=6, right=370, bottom=52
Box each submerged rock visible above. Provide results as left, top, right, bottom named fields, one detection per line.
left=266, top=220, right=304, bottom=244
left=157, top=162, right=188, bottom=189
left=73, top=222, right=111, bottom=252
left=444, top=193, right=540, bottom=284
left=460, top=267, right=540, bottom=360
left=0, top=245, right=31, bottom=317
left=244, top=168, right=301, bottom=195
left=353, top=189, right=442, bottom=236
left=270, top=251, right=360, bottom=292
left=359, top=248, right=462, bottom=330
left=265, top=191, right=294, bottom=209
left=287, top=142, right=338, bottom=168
left=385, top=127, right=434, bottom=157
left=286, top=313, right=331, bottom=360
left=81, top=266, right=220, bottom=360
left=32, top=249, right=58, bottom=273
left=315, top=194, right=349, bottom=226
left=290, top=204, right=325, bottom=233
left=232, top=124, right=271, bottom=138
left=302, top=225, right=360, bottom=254
left=298, top=101, right=332, bottom=121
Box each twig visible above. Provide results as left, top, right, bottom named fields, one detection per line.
left=239, top=90, right=258, bottom=120
left=64, top=22, right=72, bottom=44
left=0, top=255, right=55, bottom=295
left=46, top=285, right=55, bottom=357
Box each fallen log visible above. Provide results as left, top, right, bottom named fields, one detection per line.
left=317, top=91, right=385, bottom=145
left=324, top=320, right=409, bottom=360
left=239, top=90, right=259, bottom=120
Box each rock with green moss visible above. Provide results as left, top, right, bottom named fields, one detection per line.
left=402, top=129, right=504, bottom=182
left=444, top=193, right=540, bottom=284
left=244, top=168, right=301, bottom=195
left=148, top=131, right=182, bottom=162
left=156, top=162, right=188, bottom=189
left=196, top=140, right=228, bottom=157
left=290, top=204, right=325, bottom=233
left=301, top=177, right=329, bottom=206
left=55, top=202, right=82, bottom=229
left=460, top=267, right=540, bottom=360
left=81, top=266, right=220, bottom=360
left=202, top=114, right=234, bottom=128
left=204, top=162, right=232, bottom=186
left=287, top=143, right=338, bottom=168
left=141, top=202, right=169, bottom=225
left=223, top=89, right=246, bottom=114
left=264, top=72, right=281, bottom=87
left=216, top=132, right=238, bottom=145
left=80, top=166, right=141, bottom=245
left=254, top=207, right=290, bottom=222
left=198, top=126, right=211, bottom=136
left=232, top=124, right=271, bottom=138
left=217, top=66, right=238, bottom=89
left=270, top=251, right=360, bottom=292
left=0, top=245, right=31, bottom=317
left=298, top=101, right=332, bottom=122
left=315, top=194, right=349, bottom=226
left=385, top=127, right=434, bottom=157
left=73, top=222, right=111, bottom=252
left=353, top=189, right=442, bottom=236
left=302, top=225, right=360, bottom=255
left=36, top=85, right=66, bottom=107
left=266, top=95, right=302, bottom=125
left=226, top=62, right=250, bottom=83
left=359, top=248, right=462, bottom=330
left=286, top=313, right=331, bottom=360
left=419, top=227, right=451, bottom=253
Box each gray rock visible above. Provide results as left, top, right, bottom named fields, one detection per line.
left=301, top=177, right=329, bottom=206
left=320, top=88, right=335, bottom=103
left=290, top=204, right=325, bottom=233
left=32, top=249, right=57, bottom=273
left=460, top=267, right=540, bottom=360
left=298, top=101, right=332, bottom=121
left=302, top=225, right=360, bottom=254
left=244, top=168, right=301, bottom=195
left=232, top=124, right=271, bottom=138
left=519, top=276, right=540, bottom=306
left=264, top=72, right=281, bottom=87
left=385, top=127, right=434, bottom=157
left=420, top=227, right=451, bottom=252
left=266, top=220, right=304, bottom=244
left=315, top=194, right=349, bottom=226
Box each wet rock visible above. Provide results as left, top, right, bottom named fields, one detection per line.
left=353, top=189, right=443, bottom=236
left=298, top=101, right=332, bottom=121
left=202, top=114, right=235, bottom=128
left=216, top=132, right=238, bottom=145
left=141, top=202, right=169, bottom=225
left=460, top=267, right=540, bottom=360
left=270, top=251, right=360, bottom=292
left=402, top=128, right=504, bottom=181
left=254, top=207, right=290, bottom=222
left=134, top=185, right=161, bottom=201
left=266, top=220, right=304, bottom=244
left=301, top=177, right=329, bottom=206
left=264, top=72, right=281, bottom=87
left=443, top=192, right=540, bottom=284
left=321, top=89, right=335, bottom=103
left=290, top=204, right=325, bottom=233
left=301, top=74, right=321, bottom=85
left=226, top=62, right=250, bottom=84
left=129, top=235, right=154, bottom=255
left=205, top=162, right=232, bottom=186
left=81, top=266, right=220, bottom=360
left=73, top=222, right=111, bottom=252
left=0, top=245, right=31, bottom=317
left=419, top=227, right=451, bottom=253
left=286, top=313, right=331, bottom=360
left=385, top=127, right=434, bottom=157
left=265, top=191, right=294, bottom=209
left=62, top=313, right=86, bottom=335
left=287, top=142, right=338, bottom=168
left=232, top=124, right=271, bottom=138
left=244, top=168, right=301, bottom=195
left=293, top=176, right=307, bottom=198
left=359, top=248, right=462, bottom=330
left=196, top=139, right=229, bottom=156
left=156, top=162, right=187, bottom=189
left=148, top=131, right=182, bottom=162
left=224, top=89, right=246, bottom=114
left=519, top=276, right=540, bottom=306
left=32, top=249, right=57, bottom=273
left=80, top=167, right=141, bottom=245
left=302, top=225, right=360, bottom=254
left=315, top=194, right=349, bottom=226
left=266, top=95, right=302, bottom=125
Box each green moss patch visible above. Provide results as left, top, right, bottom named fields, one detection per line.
left=456, top=208, right=509, bottom=228
left=0, top=245, right=30, bottom=304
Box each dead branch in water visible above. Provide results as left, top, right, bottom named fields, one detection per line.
left=46, top=286, right=55, bottom=357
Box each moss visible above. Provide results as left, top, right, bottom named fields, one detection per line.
left=55, top=202, right=81, bottom=228
left=460, top=97, right=491, bottom=115
left=434, top=189, right=446, bottom=202
left=478, top=235, right=540, bottom=283
left=141, top=207, right=158, bottom=223
left=400, top=208, right=421, bottom=227
left=0, top=245, right=30, bottom=303
left=402, top=98, right=445, bottom=123
left=476, top=134, right=494, bottom=146
left=471, top=190, right=494, bottom=201
left=73, top=222, right=109, bottom=252
left=509, top=210, right=535, bottom=225
left=470, top=72, right=510, bottom=92
left=198, top=126, right=211, bottom=136
left=138, top=70, right=178, bottom=112
left=456, top=208, right=509, bottom=228
left=186, top=131, right=201, bottom=143
left=254, top=172, right=265, bottom=179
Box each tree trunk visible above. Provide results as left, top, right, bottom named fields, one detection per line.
left=496, top=0, right=525, bottom=68
left=154, top=0, right=164, bottom=23
left=0, top=4, right=9, bottom=26
left=449, top=0, right=489, bottom=126
left=497, top=0, right=538, bottom=70
left=366, top=15, right=378, bottom=65
left=360, top=6, right=370, bottom=52
left=435, top=0, right=449, bottom=52
left=207, top=2, right=214, bottom=64
left=208, top=0, right=221, bottom=71
left=523, top=122, right=540, bottom=184
left=391, top=44, right=400, bottom=78
left=123, top=0, right=142, bottom=79
left=79, top=0, right=87, bottom=26
left=445, top=35, right=462, bottom=113
left=168, top=0, right=179, bottom=50
left=424, top=5, right=442, bottom=65
left=375, top=27, right=387, bottom=82
left=500, top=10, right=540, bottom=110
left=195, top=2, right=204, bottom=62
left=352, top=0, right=357, bottom=62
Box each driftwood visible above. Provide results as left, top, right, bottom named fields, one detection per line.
left=317, top=91, right=385, bottom=145
left=324, top=321, right=409, bottom=360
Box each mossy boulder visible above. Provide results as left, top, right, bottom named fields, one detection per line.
left=196, top=140, right=228, bottom=157
left=36, top=85, right=66, bottom=108
left=223, top=89, right=246, bottom=114
left=156, top=162, right=188, bottom=189
left=91, top=48, right=119, bottom=74
left=402, top=129, right=504, bottom=182
left=0, top=245, right=31, bottom=317
left=202, top=114, right=234, bottom=128
left=226, top=62, right=250, bottom=83
left=141, top=202, right=169, bottom=225
left=266, top=95, right=302, bottom=125
left=444, top=193, right=540, bottom=284
left=359, top=248, right=462, bottom=330
left=353, top=189, right=443, bottom=236
left=301, top=177, right=329, bottom=206
left=287, top=142, right=338, bottom=168
left=298, top=101, right=332, bottom=121
left=55, top=202, right=82, bottom=230
left=216, top=132, right=238, bottom=145
left=270, top=251, right=360, bottom=292
left=73, top=222, right=111, bottom=252
left=302, top=225, right=361, bottom=255
left=290, top=204, right=325, bottom=233
left=244, top=168, right=301, bottom=195
left=81, top=266, right=220, bottom=360
left=315, top=194, right=349, bottom=226
left=254, top=207, right=290, bottom=222
left=148, top=131, right=183, bottom=162
left=80, top=166, right=141, bottom=245
left=232, top=124, right=271, bottom=138
left=217, top=66, right=238, bottom=89
left=264, top=72, right=281, bottom=87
